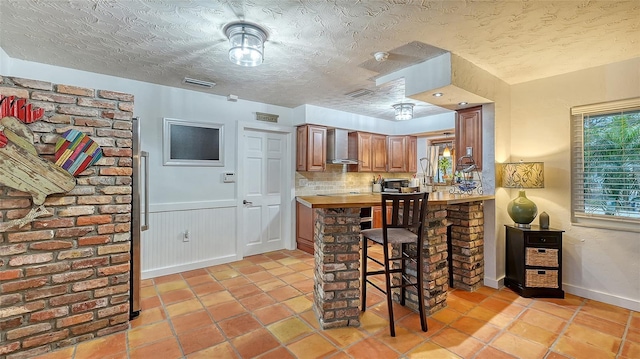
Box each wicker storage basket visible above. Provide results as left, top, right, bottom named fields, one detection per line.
left=525, top=269, right=558, bottom=288
left=525, top=248, right=559, bottom=267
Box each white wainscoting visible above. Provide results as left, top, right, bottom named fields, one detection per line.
left=141, top=201, right=239, bottom=279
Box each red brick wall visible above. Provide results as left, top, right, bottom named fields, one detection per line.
left=0, top=76, right=134, bottom=358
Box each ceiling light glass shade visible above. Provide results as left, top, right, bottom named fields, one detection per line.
left=225, top=23, right=267, bottom=67
left=393, top=103, right=414, bottom=121
left=501, top=162, right=545, bottom=228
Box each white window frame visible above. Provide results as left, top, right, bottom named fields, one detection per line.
left=570, top=98, right=640, bottom=232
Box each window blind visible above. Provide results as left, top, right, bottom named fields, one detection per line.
left=571, top=98, right=640, bottom=226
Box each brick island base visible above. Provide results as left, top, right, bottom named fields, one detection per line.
left=311, top=202, right=485, bottom=329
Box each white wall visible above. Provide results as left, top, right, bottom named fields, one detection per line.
left=509, top=57, right=640, bottom=310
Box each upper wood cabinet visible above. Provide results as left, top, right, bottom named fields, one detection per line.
left=455, top=106, right=482, bottom=170
left=371, top=134, right=387, bottom=172
left=386, top=135, right=417, bottom=172
left=407, top=135, right=417, bottom=173
left=296, top=125, right=326, bottom=172
left=348, top=132, right=387, bottom=172
left=387, top=135, right=407, bottom=172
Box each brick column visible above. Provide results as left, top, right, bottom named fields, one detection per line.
left=448, top=201, right=484, bottom=291
left=312, top=208, right=361, bottom=329
left=393, top=203, right=450, bottom=314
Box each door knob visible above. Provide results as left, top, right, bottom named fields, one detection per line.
left=243, top=200, right=252, bottom=205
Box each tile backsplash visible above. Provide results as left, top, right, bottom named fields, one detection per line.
left=295, top=164, right=416, bottom=195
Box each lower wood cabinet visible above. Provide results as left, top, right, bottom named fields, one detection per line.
left=296, top=202, right=315, bottom=254
left=372, top=205, right=393, bottom=228
left=505, top=225, right=564, bottom=298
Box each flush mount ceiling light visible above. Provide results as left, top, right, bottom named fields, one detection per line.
left=224, top=22, right=268, bottom=67
left=393, top=103, right=414, bottom=121
left=373, top=51, right=389, bottom=62
left=433, top=92, right=443, bottom=97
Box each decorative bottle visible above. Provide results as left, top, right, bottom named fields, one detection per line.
left=539, top=211, right=550, bottom=229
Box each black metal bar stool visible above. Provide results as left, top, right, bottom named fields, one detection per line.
left=360, top=192, right=428, bottom=337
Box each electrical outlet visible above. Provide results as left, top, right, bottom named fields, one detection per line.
left=183, top=230, right=190, bottom=242
left=299, top=179, right=308, bottom=186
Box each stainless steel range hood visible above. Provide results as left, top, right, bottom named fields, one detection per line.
left=326, top=128, right=358, bottom=165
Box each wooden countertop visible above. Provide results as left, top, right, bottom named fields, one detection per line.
left=296, top=192, right=495, bottom=209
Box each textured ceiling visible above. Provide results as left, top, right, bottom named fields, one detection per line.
left=1, top=0, right=638, bottom=121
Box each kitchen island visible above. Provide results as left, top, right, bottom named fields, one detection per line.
left=296, top=191, right=494, bottom=329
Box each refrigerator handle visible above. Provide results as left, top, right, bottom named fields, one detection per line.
left=141, top=150, right=149, bottom=231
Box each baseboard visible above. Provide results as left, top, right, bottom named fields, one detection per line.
left=484, top=276, right=504, bottom=289
left=141, top=254, right=242, bottom=279
left=563, top=283, right=640, bottom=312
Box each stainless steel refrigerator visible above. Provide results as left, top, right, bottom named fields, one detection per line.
left=130, top=117, right=148, bottom=319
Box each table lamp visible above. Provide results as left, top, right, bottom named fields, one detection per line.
left=501, top=162, right=544, bottom=228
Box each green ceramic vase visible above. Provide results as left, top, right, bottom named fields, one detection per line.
left=507, top=190, right=537, bottom=227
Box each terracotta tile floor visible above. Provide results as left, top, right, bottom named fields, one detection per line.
left=32, top=249, right=639, bottom=359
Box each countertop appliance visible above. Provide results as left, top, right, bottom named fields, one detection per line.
left=130, top=117, right=149, bottom=319
left=382, top=179, right=409, bottom=192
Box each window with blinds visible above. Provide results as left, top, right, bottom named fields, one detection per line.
left=570, top=98, right=640, bottom=231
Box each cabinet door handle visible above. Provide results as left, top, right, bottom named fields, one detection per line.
left=540, top=238, right=547, bottom=242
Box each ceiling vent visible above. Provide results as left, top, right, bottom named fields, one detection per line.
left=182, top=77, right=216, bottom=88
left=346, top=88, right=374, bottom=99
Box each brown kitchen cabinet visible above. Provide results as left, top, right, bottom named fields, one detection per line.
left=371, top=134, right=387, bottom=172
left=372, top=205, right=393, bottom=228
left=455, top=106, right=482, bottom=170
left=386, top=135, right=417, bottom=172
left=348, top=132, right=387, bottom=172
left=296, top=202, right=315, bottom=254
left=407, top=135, right=417, bottom=173
left=296, top=125, right=326, bottom=172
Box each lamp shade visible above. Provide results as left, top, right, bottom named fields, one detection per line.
left=393, top=103, right=414, bottom=121
left=501, top=162, right=544, bottom=188
left=501, top=162, right=545, bottom=228
left=225, top=23, right=267, bottom=67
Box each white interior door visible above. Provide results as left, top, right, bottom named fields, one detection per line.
left=241, top=129, right=287, bottom=256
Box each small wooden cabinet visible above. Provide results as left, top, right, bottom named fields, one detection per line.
left=348, top=132, right=387, bottom=172
left=455, top=106, right=482, bottom=170
left=296, top=125, right=326, bottom=172
left=386, top=135, right=417, bottom=173
left=296, top=202, right=315, bottom=254
left=505, top=225, right=564, bottom=298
